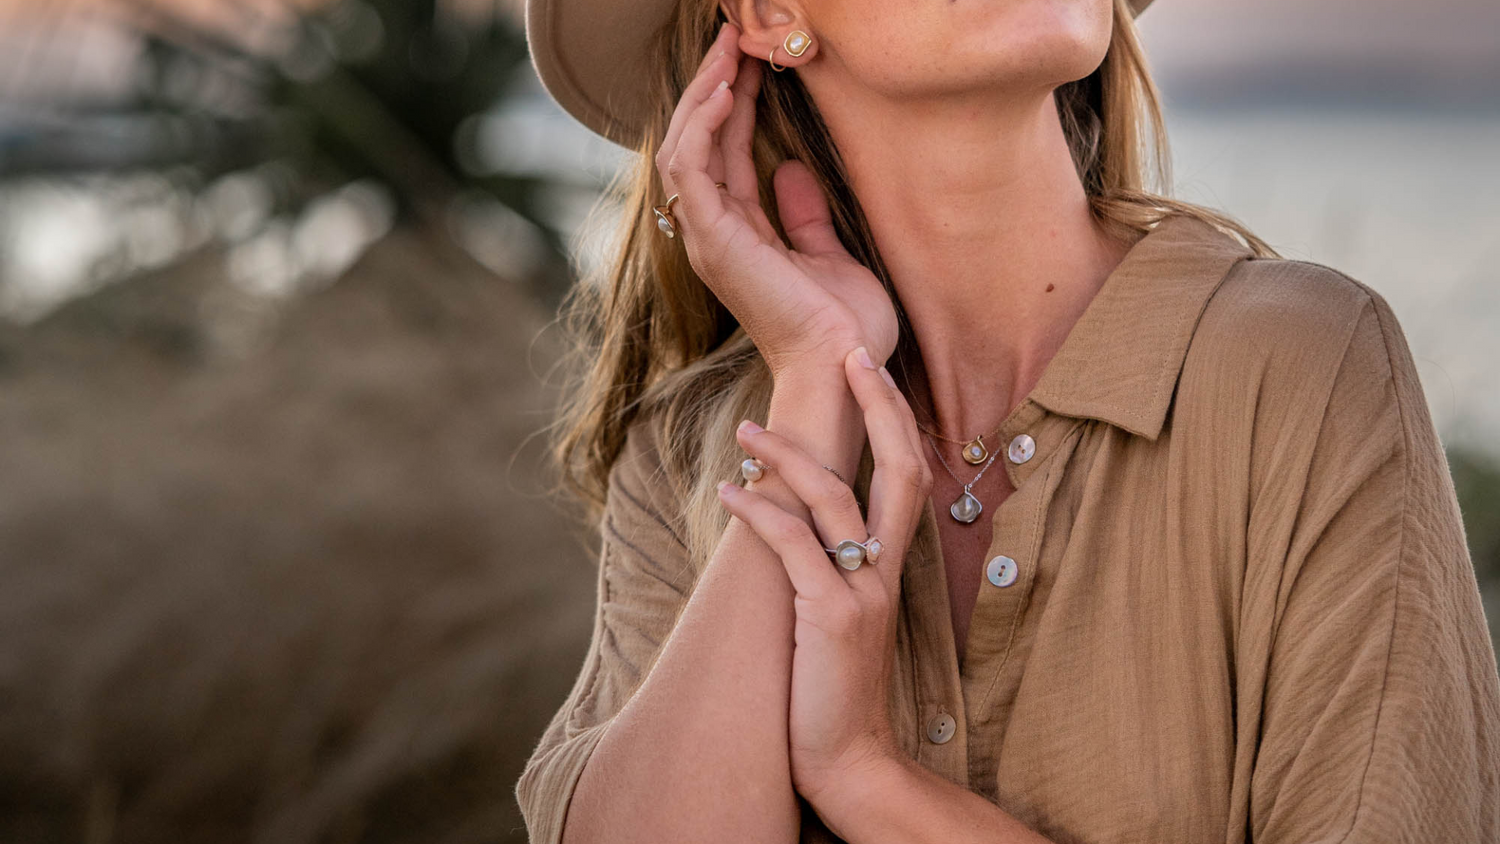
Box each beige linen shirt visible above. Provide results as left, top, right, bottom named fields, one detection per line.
left=516, top=214, right=1500, bottom=843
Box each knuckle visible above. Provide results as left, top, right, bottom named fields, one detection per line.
left=828, top=595, right=864, bottom=631
left=895, top=457, right=927, bottom=492
left=911, top=454, right=934, bottom=491
left=770, top=512, right=813, bottom=546
left=812, top=473, right=856, bottom=511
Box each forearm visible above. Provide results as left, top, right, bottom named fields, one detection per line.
left=809, top=756, right=1054, bottom=844
left=562, top=363, right=865, bottom=844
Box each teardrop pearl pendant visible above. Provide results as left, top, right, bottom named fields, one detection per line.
left=950, top=486, right=983, bottom=524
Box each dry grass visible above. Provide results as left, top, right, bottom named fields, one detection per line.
left=0, top=228, right=596, bottom=843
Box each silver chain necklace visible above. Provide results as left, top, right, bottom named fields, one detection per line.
left=925, top=432, right=1000, bottom=524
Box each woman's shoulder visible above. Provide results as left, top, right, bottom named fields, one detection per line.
left=1181, top=255, right=1429, bottom=470
left=604, top=410, right=690, bottom=550
left=1198, top=256, right=1392, bottom=358
left=1189, top=256, right=1411, bottom=402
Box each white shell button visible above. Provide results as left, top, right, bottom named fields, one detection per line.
left=1008, top=433, right=1035, bottom=464
left=926, top=712, right=956, bottom=744
left=986, top=555, right=1019, bottom=588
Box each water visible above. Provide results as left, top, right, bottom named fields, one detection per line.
left=1162, top=107, right=1500, bottom=452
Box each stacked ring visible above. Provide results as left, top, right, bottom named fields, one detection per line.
left=652, top=182, right=728, bottom=239
left=824, top=536, right=883, bottom=571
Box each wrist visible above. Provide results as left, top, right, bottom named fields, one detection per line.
left=771, top=361, right=849, bottom=393
left=766, top=363, right=866, bottom=484
left=769, top=332, right=881, bottom=385
left=801, top=751, right=914, bottom=839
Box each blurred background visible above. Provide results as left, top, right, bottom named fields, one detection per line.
left=0, top=0, right=1494, bottom=841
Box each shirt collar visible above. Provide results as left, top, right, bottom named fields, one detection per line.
left=1027, top=213, right=1255, bottom=441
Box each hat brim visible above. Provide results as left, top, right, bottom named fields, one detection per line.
left=527, top=0, right=1157, bottom=150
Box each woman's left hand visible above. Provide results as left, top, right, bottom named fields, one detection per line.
left=715, top=345, right=934, bottom=805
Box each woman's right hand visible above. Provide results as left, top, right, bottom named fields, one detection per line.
left=656, top=21, right=899, bottom=379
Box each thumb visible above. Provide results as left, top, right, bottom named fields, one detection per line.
left=773, top=159, right=848, bottom=257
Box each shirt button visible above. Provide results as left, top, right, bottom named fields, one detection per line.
left=986, top=555, right=1018, bottom=588
left=926, top=712, right=956, bottom=744
left=1007, top=433, right=1035, bottom=464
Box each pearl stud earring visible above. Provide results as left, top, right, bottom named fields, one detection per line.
left=768, top=29, right=811, bottom=71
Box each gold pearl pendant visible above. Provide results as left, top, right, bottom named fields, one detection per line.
left=961, top=436, right=988, bottom=465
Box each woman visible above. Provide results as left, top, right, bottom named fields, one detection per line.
left=516, top=0, right=1500, bottom=841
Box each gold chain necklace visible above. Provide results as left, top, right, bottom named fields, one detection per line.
left=891, top=347, right=1005, bottom=465
left=925, top=432, right=1001, bottom=523
left=914, top=419, right=1006, bottom=466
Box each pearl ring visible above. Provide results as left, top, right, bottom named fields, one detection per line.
left=653, top=182, right=728, bottom=239
left=740, top=457, right=770, bottom=483
left=824, top=536, right=883, bottom=571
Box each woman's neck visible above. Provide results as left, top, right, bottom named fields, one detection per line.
left=812, top=84, right=1133, bottom=441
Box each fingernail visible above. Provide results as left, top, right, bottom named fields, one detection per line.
left=738, top=419, right=763, bottom=434
left=710, top=79, right=729, bottom=98
left=717, top=480, right=736, bottom=496
left=879, top=365, right=897, bottom=389
left=855, top=346, right=875, bottom=369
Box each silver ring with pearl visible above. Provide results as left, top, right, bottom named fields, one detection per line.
left=740, top=457, right=770, bottom=483
left=823, top=536, right=883, bottom=570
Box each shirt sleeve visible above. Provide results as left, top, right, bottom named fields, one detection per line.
left=1247, top=286, right=1500, bottom=842
left=513, top=417, right=699, bottom=844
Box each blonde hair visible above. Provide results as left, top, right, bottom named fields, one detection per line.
left=549, top=0, right=1279, bottom=567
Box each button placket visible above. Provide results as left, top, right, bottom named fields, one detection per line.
left=961, top=408, right=1081, bottom=691
left=903, top=496, right=972, bottom=789
left=961, top=431, right=1079, bottom=793
left=959, top=477, right=1038, bottom=675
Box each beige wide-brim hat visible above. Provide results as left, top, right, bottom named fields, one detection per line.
left=526, top=0, right=1157, bottom=150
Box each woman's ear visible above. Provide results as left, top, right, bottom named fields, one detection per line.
left=719, top=0, right=817, bottom=69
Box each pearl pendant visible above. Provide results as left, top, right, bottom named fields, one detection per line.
left=961, top=437, right=988, bottom=465
left=950, top=489, right=982, bottom=524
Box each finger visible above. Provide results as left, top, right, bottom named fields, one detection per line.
left=695, top=19, right=737, bottom=76
left=883, top=361, right=925, bottom=460
left=717, top=481, right=849, bottom=601
left=735, top=419, right=865, bottom=553
left=719, top=55, right=763, bottom=201
left=665, top=79, right=737, bottom=240
left=656, top=27, right=740, bottom=194
left=774, top=159, right=848, bottom=257
left=844, top=346, right=932, bottom=593
left=657, top=50, right=737, bottom=193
